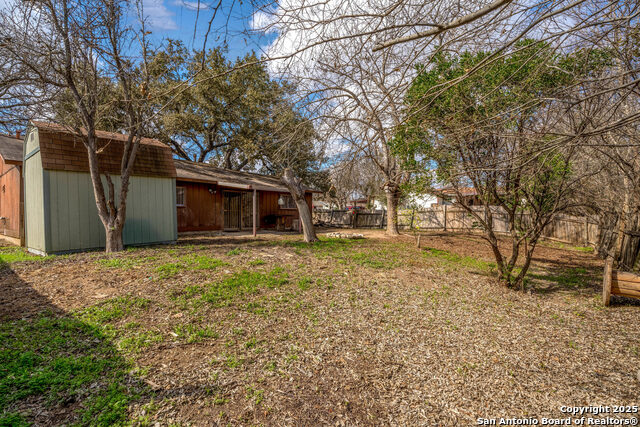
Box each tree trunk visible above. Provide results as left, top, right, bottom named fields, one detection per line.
left=512, top=238, right=539, bottom=291
left=85, top=136, right=126, bottom=253
left=295, top=197, right=317, bottom=242
left=384, top=184, right=400, bottom=236
left=105, top=224, right=124, bottom=253
left=613, top=186, right=630, bottom=267
left=282, top=168, right=318, bottom=243
left=84, top=131, right=138, bottom=254
left=485, top=229, right=508, bottom=284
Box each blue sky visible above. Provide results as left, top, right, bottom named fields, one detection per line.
left=142, top=0, right=273, bottom=60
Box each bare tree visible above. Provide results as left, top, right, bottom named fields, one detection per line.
left=562, top=3, right=640, bottom=268
left=0, top=0, right=155, bottom=252
left=328, top=158, right=384, bottom=209
left=308, top=45, right=412, bottom=235
left=254, top=6, right=432, bottom=235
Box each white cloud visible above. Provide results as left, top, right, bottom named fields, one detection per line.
left=175, top=0, right=209, bottom=11
left=250, top=10, right=277, bottom=34
left=143, top=0, right=178, bottom=31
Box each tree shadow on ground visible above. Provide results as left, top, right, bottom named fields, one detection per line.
left=525, top=263, right=602, bottom=295
left=529, top=253, right=599, bottom=270
left=525, top=263, right=640, bottom=306
left=0, top=260, right=147, bottom=426
left=175, top=236, right=266, bottom=247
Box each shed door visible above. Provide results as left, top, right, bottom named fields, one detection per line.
left=223, top=192, right=241, bottom=230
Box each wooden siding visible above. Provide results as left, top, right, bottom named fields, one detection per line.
left=24, top=129, right=46, bottom=252
left=24, top=127, right=177, bottom=254
left=176, top=180, right=313, bottom=233
left=259, top=191, right=312, bottom=229
left=25, top=128, right=38, bottom=155
left=45, top=171, right=177, bottom=252
left=176, top=181, right=223, bottom=232
left=0, top=157, right=22, bottom=241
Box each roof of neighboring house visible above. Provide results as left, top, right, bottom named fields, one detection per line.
left=440, top=187, right=477, bottom=196
left=174, top=160, right=319, bottom=193
left=31, top=121, right=176, bottom=178
left=0, top=134, right=24, bottom=165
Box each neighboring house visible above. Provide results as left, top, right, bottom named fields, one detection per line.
left=436, top=187, right=481, bottom=206
left=313, top=200, right=331, bottom=210
left=404, top=193, right=438, bottom=209
left=174, top=160, right=318, bottom=233
left=348, top=198, right=368, bottom=208
left=0, top=133, right=24, bottom=245
left=348, top=197, right=385, bottom=211
left=23, top=122, right=177, bottom=255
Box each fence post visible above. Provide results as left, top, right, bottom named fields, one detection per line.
left=353, top=212, right=357, bottom=229
left=380, top=210, right=386, bottom=229
left=602, top=256, right=613, bottom=306
left=443, top=205, right=447, bottom=231
left=329, top=209, right=334, bottom=226
left=584, top=216, right=589, bottom=245
left=410, top=209, right=415, bottom=230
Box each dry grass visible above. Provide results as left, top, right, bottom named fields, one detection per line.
left=0, top=230, right=638, bottom=426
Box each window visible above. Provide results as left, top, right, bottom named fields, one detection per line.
left=176, top=186, right=186, bottom=207
left=278, top=194, right=296, bottom=209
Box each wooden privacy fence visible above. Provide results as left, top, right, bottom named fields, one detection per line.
left=314, top=210, right=387, bottom=228
left=596, top=228, right=640, bottom=271
left=314, top=206, right=599, bottom=247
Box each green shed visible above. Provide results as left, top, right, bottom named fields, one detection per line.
left=24, top=121, right=177, bottom=255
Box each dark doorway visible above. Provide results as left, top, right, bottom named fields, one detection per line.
left=241, top=192, right=256, bottom=230
left=223, top=192, right=241, bottom=230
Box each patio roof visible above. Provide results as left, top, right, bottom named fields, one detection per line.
left=174, top=160, right=320, bottom=193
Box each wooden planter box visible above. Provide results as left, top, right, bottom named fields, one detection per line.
left=602, top=258, right=640, bottom=305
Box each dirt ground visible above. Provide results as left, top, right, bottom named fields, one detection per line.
left=1, top=229, right=638, bottom=426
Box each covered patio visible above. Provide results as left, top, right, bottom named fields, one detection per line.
left=174, top=160, right=318, bottom=235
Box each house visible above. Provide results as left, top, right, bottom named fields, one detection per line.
left=404, top=193, right=438, bottom=209
left=174, top=160, right=318, bottom=233
left=348, top=197, right=385, bottom=211
left=0, top=133, right=24, bottom=245
left=436, top=187, right=481, bottom=206
left=312, top=200, right=331, bottom=210
left=348, top=197, right=368, bottom=209
left=23, top=122, right=177, bottom=255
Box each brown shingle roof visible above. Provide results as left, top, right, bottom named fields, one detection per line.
left=31, top=121, right=176, bottom=178
left=175, top=160, right=319, bottom=193
left=0, top=134, right=23, bottom=164
left=441, top=186, right=477, bottom=196
left=32, top=121, right=167, bottom=148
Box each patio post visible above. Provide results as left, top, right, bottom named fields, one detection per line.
left=253, top=189, right=257, bottom=237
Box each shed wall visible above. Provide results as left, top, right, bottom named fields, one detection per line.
left=24, top=129, right=46, bottom=252
left=46, top=171, right=177, bottom=253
